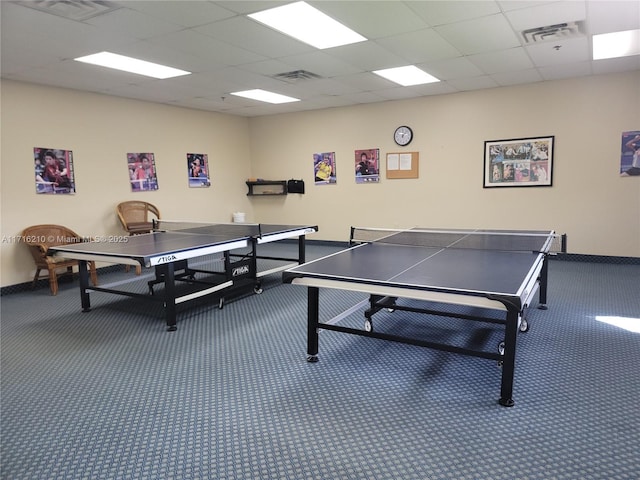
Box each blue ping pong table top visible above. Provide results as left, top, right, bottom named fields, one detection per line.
left=284, top=229, right=554, bottom=297
left=49, top=223, right=317, bottom=266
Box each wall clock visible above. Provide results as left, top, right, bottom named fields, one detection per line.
left=394, top=126, right=413, bottom=146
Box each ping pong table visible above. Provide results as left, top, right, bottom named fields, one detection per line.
left=50, top=221, right=317, bottom=331
left=283, top=227, right=565, bottom=406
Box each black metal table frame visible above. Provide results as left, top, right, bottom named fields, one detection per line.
left=74, top=234, right=309, bottom=331
left=297, top=253, right=551, bottom=407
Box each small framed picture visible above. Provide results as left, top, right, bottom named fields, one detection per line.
left=484, top=136, right=554, bottom=188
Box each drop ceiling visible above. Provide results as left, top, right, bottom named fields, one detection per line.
left=2, top=1, right=639, bottom=117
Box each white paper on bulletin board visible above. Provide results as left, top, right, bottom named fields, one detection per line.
left=386, top=152, right=419, bottom=178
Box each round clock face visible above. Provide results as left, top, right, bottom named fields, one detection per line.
left=394, top=126, right=413, bottom=146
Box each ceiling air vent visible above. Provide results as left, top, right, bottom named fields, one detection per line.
left=273, top=70, right=323, bottom=83
left=521, top=21, right=585, bottom=44
left=12, top=0, right=122, bottom=21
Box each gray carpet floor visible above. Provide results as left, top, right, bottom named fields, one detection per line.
left=1, top=243, right=639, bottom=479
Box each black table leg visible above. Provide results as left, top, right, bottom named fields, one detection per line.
left=164, top=262, right=177, bottom=332
left=538, top=255, right=549, bottom=310
left=307, top=287, right=319, bottom=362
left=499, top=307, right=519, bottom=407
left=78, top=260, right=91, bottom=312
left=298, top=235, right=306, bottom=263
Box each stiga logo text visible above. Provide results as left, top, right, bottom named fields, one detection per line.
left=232, top=265, right=250, bottom=277
left=157, top=255, right=177, bottom=263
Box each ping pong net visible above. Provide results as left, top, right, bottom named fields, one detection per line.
left=153, top=220, right=263, bottom=238
left=350, top=227, right=566, bottom=254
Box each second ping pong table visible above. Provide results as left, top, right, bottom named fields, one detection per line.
left=283, top=227, right=565, bottom=406
left=50, top=221, right=317, bottom=331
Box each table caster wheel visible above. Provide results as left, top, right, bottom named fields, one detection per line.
left=254, top=284, right=263, bottom=294
left=218, top=298, right=224, bottom=309
left=497, top=341, right=505, bottom=367
left=364, top=318, right=373, bottom=332
left=519, top=318, right=529, bottom=332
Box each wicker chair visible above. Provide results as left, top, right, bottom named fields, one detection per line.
left=116, top=201, right=160, bottom=274
left=22, top=224, right=98, bottom=295
left=116, top=201, right=160, bottom=235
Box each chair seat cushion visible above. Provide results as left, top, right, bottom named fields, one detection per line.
left=46, top=255, right=77, bottom=264
left=126, top=222, right=153, bottom=233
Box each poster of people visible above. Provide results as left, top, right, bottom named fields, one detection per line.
left=355, top=148, right=380, bottom=183
left=620, top=131, right=640, bottom=177
left=128, top=152, right=158, bottom=191
left=34, top=147, right=76, bottom=194
left=484, top=136, right=554, bottom=188
left=313, top=152, right=336, bottom=185
left=187, top=153, right=211, bottom=187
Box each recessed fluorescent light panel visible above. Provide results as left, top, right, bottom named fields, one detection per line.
left=74, top=52, right=191, bottom=79
left=593, top=29, right=640, bottom=60
left=373, top=66, right=440, bottom=87
left=248, top=1, right=366, bottom=49
left=230, top=89, right=300, bottom=104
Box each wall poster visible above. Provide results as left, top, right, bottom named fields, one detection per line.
left=34, top=147, right=76, bottom=194
left=313, top=152, right=336, bottom=185
left=484, top=136, right=554, bottom=188
left=355, top=148, right=380, bottom=183
left=187, top=153, right=211, bottom=187
left=620, top=131, right=640, bottom=176
left=128, top=152, right=158, bottom=191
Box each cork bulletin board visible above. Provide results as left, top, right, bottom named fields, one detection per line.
left=386, top=152, right=419, bottom=179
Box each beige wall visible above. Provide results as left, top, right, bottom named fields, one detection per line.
left=1, top=80, right=253, bottom=287
left=1, top=72, right=639, bottom=288
left=248, top=71, right=640, bottom=256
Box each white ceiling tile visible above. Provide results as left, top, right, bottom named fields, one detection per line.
left=303, top=95, right=360, bottom=109
left=525, top=37, right=590, bottom=66
left=491, top=68, right=544, bottom=86
left=83, top=7, right=182, bottom=40
left=592, top=55, right=640, bottom=75
left=408, top=1, right=502, bottom=26
left=435, top=14, right=521, bottom=55
left=468, top=47, right=535, bottom=74
left=342, top=91, right=388, bottom=104
left=124, top=1, right=237, bottom=28
left=376, top=28, right=463, bottom=63
left=446, top=75, right=500, bottom=91
left=586, top=1, right=640, bottom=34
left=419, top=57, right=484, bottom=80
left=408, top=81, right=459, bottom=96
left=235, top=59, right=297, bottom=77
left=538, top=61, right=593, bottom=80
left=278, top=52, right=361, bottom=78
